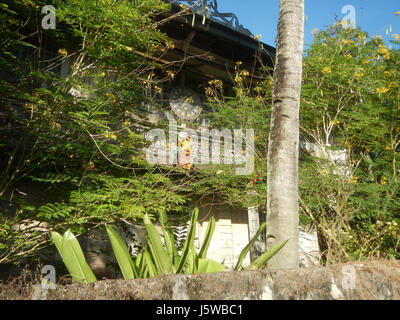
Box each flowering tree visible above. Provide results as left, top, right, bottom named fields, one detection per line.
left=206, top=20, right=400, bottom=264
left=299, top=21, right=400, bottom=263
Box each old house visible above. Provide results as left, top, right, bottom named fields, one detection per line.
left=80, top=0, right=279, bottom=274
left=0, top=0, right=322, bottom=275
left=68, top=0, right=321, bottom=273
left=118, top=0, right=321, bottom=270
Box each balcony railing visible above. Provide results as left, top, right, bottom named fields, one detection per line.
left=166, top=0, right=253, bottom=37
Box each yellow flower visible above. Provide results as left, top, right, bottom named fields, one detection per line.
left=329, top=120, right=341, bottom=126
left=393, top=34, right=400, bottom=40
left=154, top=86, right=162, bottom=94
left=385, top=145, right=391, bottom=151
left=110, top=134, right=117, bottom=140
left=235, top=88, right=243, bottom=96
left=235, top=75, right=243, bottom=83
left=88, top=161, right=95, bottom=170
left=166, top=70, right=175, bottom=79
left=378, top=45, right=388, bottom=54
left=376, top=87, right=389, bottom=94
left=344, top=54, right=352, bottom=59
left=322, top=67, right=332, bottom=74
left=362, top=60, right=371, bottom=64
left=209, top=79, right=223, bottom=89
left=381, top=176, right=388, bottom=184
left=348, top=177, right=358, bottom=184
left=58, top=49, right=68, bottom=57
left=205, top=87, right=213, bottom=96
left=355, top=72, right=364, bottom=78
left=240, top=70, right=250, bottom=77
left=165, top=41, right=175, bottom=50
left=319, top=169, right=328, bottom=176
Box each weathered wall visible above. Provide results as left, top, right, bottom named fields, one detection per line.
left=6, top=260, right=398, bottom=300
left=197, top=204, right=251, bottom=270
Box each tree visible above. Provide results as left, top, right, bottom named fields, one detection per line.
left=206, top=21, right=400, bottom=264
left=266, top=0, right=304, bottom=269
left=299, top=23, right=400, bottom=263
left=0, top=0, right=188, bottom=265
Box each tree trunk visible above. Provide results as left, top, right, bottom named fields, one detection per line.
left=266, top=0, right=304, bottom=269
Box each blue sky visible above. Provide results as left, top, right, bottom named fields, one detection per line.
left=216, top=0, right=400, bottom=49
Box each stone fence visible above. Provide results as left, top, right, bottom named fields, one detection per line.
left=8, top=260, right=398, bottom=300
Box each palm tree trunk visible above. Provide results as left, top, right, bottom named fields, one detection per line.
left=266, top=0, right=304, bottom=269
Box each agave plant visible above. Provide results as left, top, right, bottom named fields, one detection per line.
left=105, top=208, right=287, bottom=279
left=106, top=208, right=225, bottom=278
left=51, top=208, right=287, bottom=282
left=50, top=229, right=97, bottom=284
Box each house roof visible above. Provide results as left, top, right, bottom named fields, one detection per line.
left=157, top=1, right=276, bottom=83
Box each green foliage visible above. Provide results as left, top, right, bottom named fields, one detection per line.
left=205, top=21, right=400, bottom=263
left=247, top=240, right=288, bottom=271
left=202, top=69, right=272, bottom=209
left=52, top=209, right=285, bottom=281
left=2, top=0, right=398, bottom=270
left=143, top=212, right=175, bottom=274
left=38, top=203, right=74, bottom=220
left=105, top=224, right=136, bottom=280
left=299, top=22, right=400, bottom=262
left=0, top=0, right=187, bottom=264
left=51, top=229, right=97, bottom=283
left=198, top=258, right=225, bottom=273
left=234, top=222, right=266, bottom=271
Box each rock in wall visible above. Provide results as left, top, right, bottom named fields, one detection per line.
left=16, top=260, right=400, bottom=300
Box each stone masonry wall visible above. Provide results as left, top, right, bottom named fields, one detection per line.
left=3, top=260, right=398, bottom=300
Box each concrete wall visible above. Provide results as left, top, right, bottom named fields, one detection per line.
left=20, top=260, right=400, bottom=300
left=197, top=204, right=251, bottom=270
left=197, top=204, right=321, bottom=270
